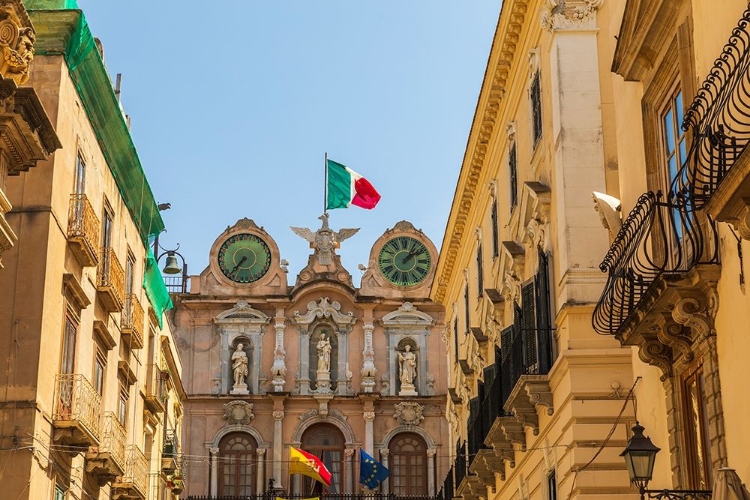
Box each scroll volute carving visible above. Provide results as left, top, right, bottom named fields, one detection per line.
left=0, top=2, right=36, bottom=85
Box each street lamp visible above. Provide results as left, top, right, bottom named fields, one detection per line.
left=621, top=422, right=712, bottom=500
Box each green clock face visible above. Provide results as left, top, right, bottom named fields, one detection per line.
left=217, top=233, right=272, bottom=284
left=378, top=236, right=431, bottom=287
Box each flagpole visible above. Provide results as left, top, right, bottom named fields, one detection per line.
left=324, top=152, right=328, bottom=216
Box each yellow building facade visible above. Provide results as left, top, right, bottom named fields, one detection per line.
left=432, top=1, right=636, bottom=499
left=0, top=2, right=186, bottom=500
left=594, top=0, right=750, bottom=493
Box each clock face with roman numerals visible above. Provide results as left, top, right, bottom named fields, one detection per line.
left=377, top=236, right=431, bottom=287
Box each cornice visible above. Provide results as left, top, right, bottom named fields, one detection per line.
left=431, top=0, right=530, bottom=305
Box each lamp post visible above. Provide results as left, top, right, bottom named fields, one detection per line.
left=153, top=236, right=188, bottom=294
left=621, top=422, right=712, bottom=500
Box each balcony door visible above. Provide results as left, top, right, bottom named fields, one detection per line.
left=219, top=432, right=257, bottom=496
left=389, top=433, right=428, bottom=496
left=300, top=424, right=344, bottom=493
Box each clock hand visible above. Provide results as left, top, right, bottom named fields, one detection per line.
left=231, top=255, right=248, bottom=274
left=401, top=251, right=417, bottom=265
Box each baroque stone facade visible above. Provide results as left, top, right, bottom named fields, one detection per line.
left=172, top=217, right=448, bottom=497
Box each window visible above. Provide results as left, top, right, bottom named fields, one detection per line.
left=661, top=88, right=690, bottom=239
left=464, top=283, right=470, bottom=334
left=74, top=154, right=86, bottom=195
left=125, top=252, right=136, bottom=296
left=531, top=71, right=543, bottom=147
left=682, top=364, right=712, bottom=489
left=509, top=142, right=518, bottom=211
left=491, top=198, right=499, bottom=258
left=219, top=433, right=257, bottom=496
left=94, top=348, right=106, bottom=396
left=390, top=433, right=428, bottom=496
left=54, top=484, right=66, bottom=500
left=301, top=424, right=345, bottom=493
left=453, top=317, right=459, bottom=363
left=118, top=382, right=129, bottom=426
left=521, top=281, right=538, bottom=373
left=547, top=470, right=557, bottom=500
left=102, top=203, right=113, bottom=250
left=60, top=311, right=77, bottom=375
left=476, top=243, right=484, bottom=298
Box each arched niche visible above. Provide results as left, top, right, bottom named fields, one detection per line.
left=309, top=322, right=339, bottom=391
left=293, top=297, right=356, bottom=396
left=215, top=300, right=270, bottom=394
left=381, top=302, right=434, bottom=395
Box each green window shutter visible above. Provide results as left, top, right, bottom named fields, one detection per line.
left=521, top=281, right=538, bottom=372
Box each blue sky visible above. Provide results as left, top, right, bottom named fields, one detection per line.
left=78, top=1, right=501, bottom=285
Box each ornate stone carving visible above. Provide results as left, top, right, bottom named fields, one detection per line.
left=379, top=373, right=390, bottom=396
left=424, top=372, right=436, bottom=396
left=397, top=345, right=418, bottom=396
left=291, top=213, right=359, bottom=266
left=294, top=297, right=356, bottom=326
left=271, top=319, right=286, bottom=392
left=272, top=410, right=284, bottom=421
left=0, top=1, right=35, bottom=86
left=393, top=402, right=424, bottom=426
left=363, top=411, right=375, bottom=422
left=540, top=0, right=604, bottom=32
left=230, top=344, right=249, bottom=395
left=223, top=401, right=255, bottom=425
left=361, top=321, right=376, bottom=393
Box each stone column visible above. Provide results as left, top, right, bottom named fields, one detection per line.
left=256, top=448, right=267, bottom=495
left=361, top=321, right=376, bottom=392
left=380, top=449, right=390, bottom=494
left=344, top=448, right=355, bottom=493
left=427, top=448, right=437, bottom=496
left=298, top=326, right=311, bottom=394
left=273, top=410, right=285, bottom=489
left=210, top=447, right=220, bottom=496
left=337, top=326, right=350, bottom=395
left=363, top=411, right=375, bottom=454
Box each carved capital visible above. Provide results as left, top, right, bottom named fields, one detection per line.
left=344, top=448, right=355, bottom=458
left=272, top=410, right=285, bottom=421
left=426, top=448, right=437, bottom=458
left=363, top=411, right=375, bottom=422
left=209, top=447, right=220, bottom=456
left=380, top=449, right=390, bottom=458
left=256, top=448, right=267, bottom=457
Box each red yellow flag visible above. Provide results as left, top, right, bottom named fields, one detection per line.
left=289, top=446, right=332, bottom=487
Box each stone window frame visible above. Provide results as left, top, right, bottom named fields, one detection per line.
left=381, top=302, right=434, bottom=396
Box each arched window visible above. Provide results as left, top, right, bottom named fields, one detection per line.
left=219, top=432, right=256, bottom=496
left=300, top=424, right=345, bottom=493
left=389, top=433, right=427, bottom=496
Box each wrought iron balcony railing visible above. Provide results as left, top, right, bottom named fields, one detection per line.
left=593, top=191, right=719, bottom=336
left=674, top=5, right=750, bottom=207
left=122, top=294, right=144, bottom=349
left=499, top=324, right=554, bottom=406
left=67, top=194, right=100, bottom=266
left=97, top=248, right=125, bottom=312
left=52, top=373, right=101, bottom=447
left=188, top=496, right=439, bottom=500
left=114, top=445, right=149, bottom=499
left=144, top=364, right=167, bottom=414
left=86, top=411, right=127, bottom=480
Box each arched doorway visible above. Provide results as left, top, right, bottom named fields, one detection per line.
left=389, top=432, right=428, bottom=496
left=299, top=424, right=345, bottom=493
left=219, top=432, right=257, bottom=496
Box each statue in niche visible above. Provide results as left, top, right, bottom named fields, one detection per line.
left=232, top=343, right=249, bottom=388
left=317, top=333, right=332, bottom=374
left=398, top=345, right=417, bottom=387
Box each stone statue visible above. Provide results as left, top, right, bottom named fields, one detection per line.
left=398, top=345, right=417, bottom=386
left=291, top=214, right=360, bottom=266
left=232, top=344, right=249, bottom=388
left=317, top=334, right=332, bottom=373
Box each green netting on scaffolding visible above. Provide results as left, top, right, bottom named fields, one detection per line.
left=144, top=248, right=173, bottom=328
left=28, top=2, right=173, bottom=317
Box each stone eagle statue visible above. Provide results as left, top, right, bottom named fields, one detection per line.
left=290, top=214, right=359, bottom=265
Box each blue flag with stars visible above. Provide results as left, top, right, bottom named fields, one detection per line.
left=359, top=449, right=390, bottom=489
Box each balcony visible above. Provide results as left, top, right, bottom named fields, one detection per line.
left=67, top=194, right=100, bottom=267
left=85, top=412, right=126, bottom=485
left=166, top=453, right=186, bottom=495
left=144, top=364, right=167, bottom=414
left=97, top=248, right=125, bottom=312
left=674, top=6, right=750, bottom=237
left=121, top=294, right=145, bottom=349
left=162, top=429, right=179, bottom=473
left=593, top=192, right=720, bottom=378
left=113, top=445, right=149, bottom=499
left=52, top=374, right=101, bottom=448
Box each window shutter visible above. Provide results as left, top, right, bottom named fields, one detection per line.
left=477, top=244, right=484, bottom=298
left=464, top=284, right=470, bottom=334
left=453, top=317, right=459, bottom=362
left=491, top=200, right=499, bottom=258
left=510, top=143, right=518, bottom=210
left=500, top=326, right=513, bottom=362
left=531, top=72, right=543, bottom=146
left=535, top=250, right=553, bottom=372
left=521, top=281, right=538, bottom=373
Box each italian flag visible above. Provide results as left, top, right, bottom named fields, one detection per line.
left=326, top=159, right=381, bottom=210
left=289, top=446, right=333, bottom=487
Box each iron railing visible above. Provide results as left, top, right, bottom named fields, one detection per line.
left=454, top=442, right=467, bottom=488
left=53, top=373, right=101, bottom=442
left=440, top=466, right=454, bottom=500
left=122, top=294, right=144, bottom=348
left=674, top=4, right=750, bottom=207
left=187, top=496, right=438, bottom=500
left=499, top=323, right=554, bottom=407
left=592, top=192, right=719, bottom=336
left=98, top=411, right=127, bottom=473
left=67, top=194, right=100, bottom=263
left=98, top=247, right=125, bottom=309
left=164, top=274, right=189, bottom=294
left=118, top=445, right=149, bottom=498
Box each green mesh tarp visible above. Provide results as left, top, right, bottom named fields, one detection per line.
left=28, top=3, right=173, bottom=318
left=144, top=248, right=173, bottom=328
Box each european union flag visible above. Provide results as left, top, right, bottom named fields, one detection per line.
left=359, top=449, right=390, bottom=489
